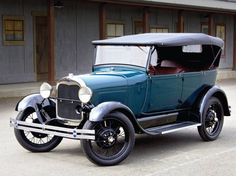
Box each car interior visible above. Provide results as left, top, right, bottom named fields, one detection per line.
left=148, top=45, right=222, bottom=75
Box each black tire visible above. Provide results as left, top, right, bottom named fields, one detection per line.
left=14, top=108, right=63, bottom=152
left=198, top=97, right=224, bottom=141
left=81, top=112, right=135, bottom=166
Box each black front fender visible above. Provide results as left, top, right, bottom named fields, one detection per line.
left=15, top=94, right=52, bottom=111
left=89, top=101, right=143, bottom=133
left=15, top=94, right=55, bottom=124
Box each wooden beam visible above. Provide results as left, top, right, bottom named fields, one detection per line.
left=99, top=3, right=106, bottom=39
left=48, top=0, right=55, bottom=84
left=177, top=10, right=184, bottom=33
left=89, top=0, right=236, bottom=15
left=143, top=7, right=149, bottom=33
left=233, top=16, right=236, bottom=70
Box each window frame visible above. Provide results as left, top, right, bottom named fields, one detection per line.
left=133, top=20, right=143, bottom=34
left=150, top=26, right=169, bottom=33
left=2, top=15, right=24, bottom=45
left=106, top=21, right=124, bottom=39
left=201, top=22, right=209, bottom=35
left=215, top=24, right=226, bottom=57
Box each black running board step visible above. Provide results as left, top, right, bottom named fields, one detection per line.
left=146, top=121, right=201, bottom=135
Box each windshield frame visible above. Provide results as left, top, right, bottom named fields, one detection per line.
left=93, top=45, right=151, bottom=69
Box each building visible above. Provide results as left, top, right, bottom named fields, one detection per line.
left=0, top=0, right=236, bottom=84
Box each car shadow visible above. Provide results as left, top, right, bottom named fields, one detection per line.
left=48, top=130, right=205, bottom=165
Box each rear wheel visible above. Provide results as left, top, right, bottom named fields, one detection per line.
left=81, top=112, right=135, bottom=166
left=14, top=108, right=63, bottom=152
left=198, top=97, right=224, bottom=141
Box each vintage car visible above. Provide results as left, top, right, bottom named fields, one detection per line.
left=10, top=33, right=230, bottom=166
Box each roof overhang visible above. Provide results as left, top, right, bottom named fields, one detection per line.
left=91, top=0, right=236, bottom=14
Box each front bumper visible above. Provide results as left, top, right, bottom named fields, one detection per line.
left=10, top=118, right=95, bottom=140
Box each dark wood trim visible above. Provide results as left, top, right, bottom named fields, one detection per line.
left=48, top=0, right=55, bottom=84
left=208, top=14, right=214, bottom=35
left=177, top=10, right=184, bottom=32
left=143, top=7, right=149, bottom=33
left=99, top=3, right=106, bottom=39
left=233, top=16, right=236, bottom=70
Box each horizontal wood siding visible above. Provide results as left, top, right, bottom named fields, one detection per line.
left=0, top=0, right=234, bottom=84
left=0, top=0, right=47, bottom=84
left=55, top=1, right=99, bottom=78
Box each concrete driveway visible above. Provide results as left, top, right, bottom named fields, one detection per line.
left=0, top=79, right=236, bottom=176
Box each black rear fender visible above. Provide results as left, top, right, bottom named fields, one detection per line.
left=199, top=86, right=230, bottom=122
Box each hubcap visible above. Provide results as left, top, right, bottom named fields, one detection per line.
left=97, top=129, right=117, bottom=148
left=207, top=109, right=218, bottom=126
left=205, top=106, right=220, bottom=135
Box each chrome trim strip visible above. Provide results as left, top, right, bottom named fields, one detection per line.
left=161, top=123, right=201, bottom=134
left=10, top=118, right=95, bottom=140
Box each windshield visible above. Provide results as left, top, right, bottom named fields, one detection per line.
left=95, top=45, right=151, bottom=68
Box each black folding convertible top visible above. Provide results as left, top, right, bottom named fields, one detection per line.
left=93, top=33, right=223, bottom=48
left=93, top=33, right=224, bottom=69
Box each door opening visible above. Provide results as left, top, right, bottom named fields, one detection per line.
left=35, top=16, right=48, bottom=81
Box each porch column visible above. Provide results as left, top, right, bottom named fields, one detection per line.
left=48, top=0, right=55, bottom=84
left=208, top=14, right=214, bottom=35
left=177, top=10, right=184, bottom=33
left=99, top=3, right=106, bottom=39
left=233, top=16, right=236, bottom=70
left=143, top=7, right=149, bottom=33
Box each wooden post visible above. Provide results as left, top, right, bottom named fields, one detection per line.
left=99, top=3, right=106, bottom=39
left=177, top=10, right=184, bottom=33
left=208, top=14, right=214, bottom=35
left=233, top=16, right=236, bottom=70
left=48, top=0, right=55, bottom=84
left=143, top=7, right=149, bottom=33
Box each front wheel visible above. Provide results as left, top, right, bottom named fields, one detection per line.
left=198, top=97, right=224, bottom=141
left=14, top=108, right=63, bottom=152
left=81, top=112, right=135, bottom=166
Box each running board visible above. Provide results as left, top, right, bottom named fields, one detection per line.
left=10, top=118, right=95, bottom=140
left=145, top=121, right=201, bottom=135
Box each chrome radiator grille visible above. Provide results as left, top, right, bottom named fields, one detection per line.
left=57, top=83, right=82, bottom=120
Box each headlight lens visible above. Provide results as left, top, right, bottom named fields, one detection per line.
left=40, top=82, right=52, bottom=98
left=78, top=86, right=92, bottom=103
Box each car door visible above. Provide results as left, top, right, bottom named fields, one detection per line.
left=145, top=73, right=183, bottom=112
left=181, top=71, right=204, bottom=106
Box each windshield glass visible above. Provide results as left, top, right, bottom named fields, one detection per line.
left=95, top=45, right=150, bottom=68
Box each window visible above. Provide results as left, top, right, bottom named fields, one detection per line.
left=182, top=45, right=202, bottom=53
left=95, top=45, right=150, bottom=68
left=216, top=24, right=226, bottom=56
left=106, top=23, right=124, bottom=39
left=201, top=23, right=209, bottom=34
left=134, top=21, right=143, bottom=34
left=150, top=27, right=169, bottom=33
left=3, top=16, right=24, bottom=45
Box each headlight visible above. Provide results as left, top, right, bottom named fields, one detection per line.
left=40, top=82, right=52, bottom=98
left=78, top=86, right=92, bottom=103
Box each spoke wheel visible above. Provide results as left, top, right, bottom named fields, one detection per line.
left=198, top=97, right=224, bottom=141
left=14, top=108, right=63, bottom=152
left=81, top=112, right=135, bottom=166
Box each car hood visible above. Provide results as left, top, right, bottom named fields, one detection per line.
left=62, top=69, right=146, bottom=91
left=80, top=72, right=128, bottom=90
left=58, top=68, right=147, bottom=109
